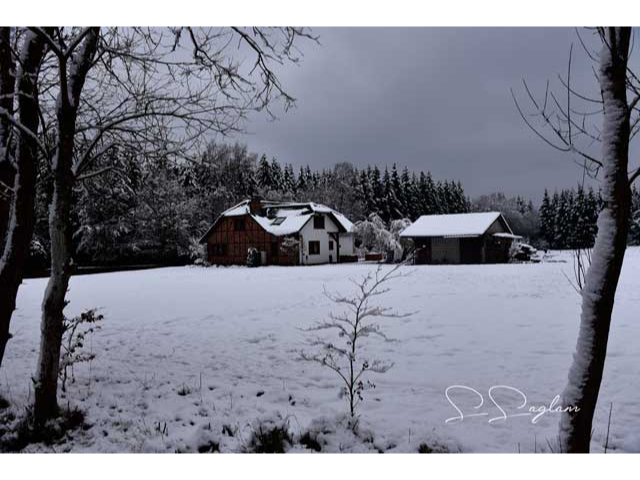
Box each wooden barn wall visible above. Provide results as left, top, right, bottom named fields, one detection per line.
left=205, top=215, right=298, bottom=266
left=482, top=235, right=511, bottom=264
left=460, top=237, right=483, bottom=264
left=413, top=238, right=432, bottom=264
left=483, top=218, right=512, bottom=263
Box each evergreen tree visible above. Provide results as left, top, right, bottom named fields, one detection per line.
left=452, top=181, right=468, bottom=213
left=539, top=189, right=554, bottom=246
left=304, top=166, right=314, bottom=190
left=296, top=166, right=307, bottom=193
left=573, top=186, right=589, bottom=248
left=370, top=166, right=384, bottom=214
left=400, top=168, right=415, bottom=219
left=383, top=166, right=403, bottom=221
left=437, top=181, right=451, bottom=214
left=390, top=164, right=404, bottom=216
left=357, top=169, right=372, bottom=216
left=417, top=172, right=428, bottom=216
left=257, top=154, right=272, bottom=191
left=270, top=157, right=283, bottom=192
left=282, top=163, right=296, bottom=195
left=424, top=172, right=437, bottom=215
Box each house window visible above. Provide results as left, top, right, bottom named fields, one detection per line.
left=211, top=243, right=227, bottom=256
left=234, top=218, right=245, bottom=231
left=313, top=215, right=325, bottom=229
left=329, top=240, right=334, bottom=251
left=271, top=241, right=279, bottom=257
left=309, top=240, right=320, bottom=255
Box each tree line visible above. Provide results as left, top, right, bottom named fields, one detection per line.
left=22, top=142, right=471, bottom=269
left=22, top=140, right=640, bottom=276
left=538, top=185, right=640, bottom=250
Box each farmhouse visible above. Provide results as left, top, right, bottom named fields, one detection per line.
left=199, top=199, right=356, bottom=266
left=400, top=211, right=520, bottom=264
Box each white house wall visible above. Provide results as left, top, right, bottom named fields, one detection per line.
left=299, top=214, right=342, bottom=265
left=338, top=233, right=354, bottom=257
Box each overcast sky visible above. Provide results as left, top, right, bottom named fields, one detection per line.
left=233, top=28, right=618, bottom=203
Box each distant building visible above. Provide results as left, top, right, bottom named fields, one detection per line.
left=199, top=199, right=356, bottom=266
left=399, top=212, right=520, bottom=264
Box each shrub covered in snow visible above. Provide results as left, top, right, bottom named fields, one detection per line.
left=186, top=236, right=207, bottom=265
left=244, top=414, right=292, bottom=453
left=28, top=237, right=49, bottom=271
left=0, top=405, right=86, bottom=452
left=354, top=214, right=411, bottom=263
left=246, top=247, right=261, bottom=268
left=176, top=423, right=221, bottom=453
left=296, top=416, right=377, bottom=453
left=279, top=236, right=300, bottom=257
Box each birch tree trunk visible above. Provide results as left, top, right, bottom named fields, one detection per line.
left=0, top=30, right=48, bottom=370
left=33, top=28, right=99, bottom=424
left=559, top=27, right=632, bottom=453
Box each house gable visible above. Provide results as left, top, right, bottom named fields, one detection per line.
left=299, top=212, right=343, bottom=265
left=485, top=215, right=512, bottom=236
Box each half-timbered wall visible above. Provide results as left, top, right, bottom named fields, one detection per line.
left=205, top=215, right=298, bottom=266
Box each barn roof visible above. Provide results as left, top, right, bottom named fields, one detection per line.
left=399, top=212, right=512, bottom=238
left=199, top=200, right=354, bottom=243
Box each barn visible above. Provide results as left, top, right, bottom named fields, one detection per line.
left=199, top=199, right=356, bottom=266
left=399, top=212, right=520, bottom=265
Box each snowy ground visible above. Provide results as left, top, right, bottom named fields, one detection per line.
left=2, top=248, right=640, bottom=453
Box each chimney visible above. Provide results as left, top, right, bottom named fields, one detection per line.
left=249, top=196, right=263, bottom=215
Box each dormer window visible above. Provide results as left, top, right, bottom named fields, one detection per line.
left=272, top=217, right=286, bottom=226
left=313, top=215, right=325, bottom=230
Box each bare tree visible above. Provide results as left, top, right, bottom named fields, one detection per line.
left=18, top=27, right=315, bottom=425
left=301, top=264, right=412, bottom=428
left=0, top=28, right=50, bottom=369
left=564, top=246, right=592, bottom=295
left=513, top=27, right=637, bottom=452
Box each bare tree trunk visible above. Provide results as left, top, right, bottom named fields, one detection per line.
left=0, top=30, right=48, bottom=370
left=0, top=28, right=14, bottom=159
left=33, top=28, right=99, bottom=424
left=559, top=27, right=632, bottom=453
left=33, top=133, right=74, bottom=423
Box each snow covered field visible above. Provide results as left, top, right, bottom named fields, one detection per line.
left=3, top=248, right=640, bottom=453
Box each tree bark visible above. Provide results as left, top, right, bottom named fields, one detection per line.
left=33, top=125, right=75, bottom=423
left=0, top=30, right=48, bottom=370
left=34, top=28, right=99, bottom=424
left=0, top=28, right=15, bottom=161
left=559, top=28, right=632, bottom=453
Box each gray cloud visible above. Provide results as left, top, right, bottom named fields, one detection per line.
left=233, top=28, right=619, bottom=202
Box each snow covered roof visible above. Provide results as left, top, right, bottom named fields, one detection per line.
left=493, top=232, right=522, bottom=240
left=399, top=212, right=511, bottom=238
left=199, top=199, right=354, bottom=242
left=252, top=213, right=314, bottom=236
